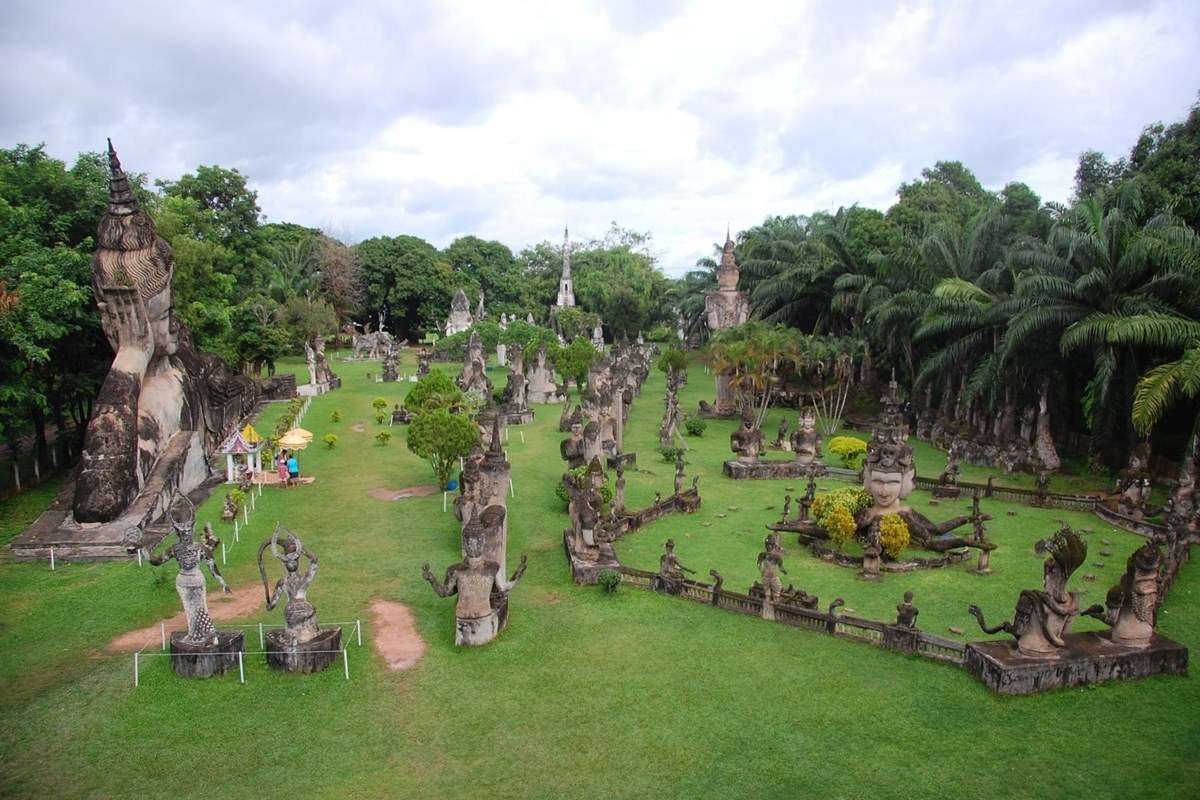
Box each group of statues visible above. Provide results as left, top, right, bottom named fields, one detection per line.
left=724, top=402, right=825, bottom=479
left=916, top=372, right=1060, bottom=475
left=303, top=334, right=339, bottom=392
left=969, top=526, right=1163, bottom=656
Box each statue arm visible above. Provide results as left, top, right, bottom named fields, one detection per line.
left=498, top=555, right=528, bottom=592
left=265, top=578, right=286, bottom=611
left=968, top=604, right=1013, bottom=636
left=422, top=563, right=455, bottom=597
left=205, top=556, right=231, bottom=592
left=146, top=545, right=174, bottom=567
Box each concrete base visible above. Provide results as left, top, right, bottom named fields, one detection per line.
left=965, top=631, right=1188, bottom=695
left=170, top=630, right=245, bottom=678
left=265, top=627, right=343, bottom=674
left=723, top=460, right=816, bottom=480
left=503, top=409, right=535, bottom=425
left=563, top=530, right=622, bottom=585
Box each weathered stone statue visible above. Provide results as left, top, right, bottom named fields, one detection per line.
left=381, top=344, right=399, bottom=382
left=653, top=538, right=695, bottom=594
left=614, top=462, right=627, bottom=512
left=1097, top=542, right=1162, bottom=648
left=499, top=347, right=531, bottom=422
left=790, top=407, right=822, bottom=466
left=756, top=533, right=787, bottom=619
left=68, top=143, right=270, bottom=540
left=730, top=403, right=763, bottom=464
left=969, top=526, right=1097, bottom=656
left=772, top=417, right=790, bottom=450
left=446, top=288, right=473, bottom=335
left=779, top=492, right=793, bottom=524
left=257, top=524, right=342, bottom=672
left=560, top=421, right=586, bottom=469
left=527, top=344, right=564, bottom=403
left=582, top=421, right=604, bottom=465
left=457, top=330, right=492, bottom=395
left=673, top=450, right=686, bottom=496
left=895, top=591, right=919, bottom=627
left=703, top=230, right=749, bottom=416
left=422, top=519, right=527, bottom=646
left=416, top=349, right=431, bottom=378
left=221, top=493, right=236, bottom=522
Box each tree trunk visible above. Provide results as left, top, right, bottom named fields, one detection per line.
left=30, top=406, right=49, bottom=472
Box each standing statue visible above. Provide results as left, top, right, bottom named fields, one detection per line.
left=772, top=417, right=790, bottom=450
left=422, top=523, right=528, bottom=646
left=779, top=492, right=793, bottom=524
left=221, top=493, right=236, bottom=522
left=258, top=525, right=319, bottom=645
left=143, top=501, right=229, bottom=646
left=968, top=526, right=1099, bottom=656
left=756, top=533, right=788, bottom=619
left=673, top=450, right=686, bottom=497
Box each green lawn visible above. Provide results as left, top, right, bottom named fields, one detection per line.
left=0, top=353, right=1196, bottom=799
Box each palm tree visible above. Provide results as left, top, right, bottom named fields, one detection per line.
left=740, top=216, right=837, bottom=333
left=1001, top=197, right=1200, bottom=463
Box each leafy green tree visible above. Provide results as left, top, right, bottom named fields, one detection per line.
left=405, top=370, right=466, bottom=414
left=157, top=164, right=262, bottom=256
left=443, top=236, right=523, bottom=309
left=407, top=409, right=479, bottom=487
left=553, top=336, right=598, bottom=388
left=356, top=235, right=454, bottom=337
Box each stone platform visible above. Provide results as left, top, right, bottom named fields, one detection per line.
left=502, top=409, right=535, bottom=425
left=563, top=530, right=622, bottom=585
left=723, top=460, right=813, bottom=480
left=265, top=627, right=343, bottom=673
left=965, top=631, right=1188, bottom=695
left=170, top=630, right=245, bottom=678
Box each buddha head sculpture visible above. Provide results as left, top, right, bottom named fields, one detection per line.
left=93, top=140, right=177, bottom=358
left=863, top=430, right=915, bottom=513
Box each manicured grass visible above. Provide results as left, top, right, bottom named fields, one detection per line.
left=0, top=353, right=1197, bottom=799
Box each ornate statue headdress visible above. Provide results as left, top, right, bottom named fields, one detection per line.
left=168, top=495, right=197, bottom=536
left=1035, top=525, right=1088, bottom=577
left=866, top=370, right=914, bottom=472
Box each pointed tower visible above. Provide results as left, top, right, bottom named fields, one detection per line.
left=555, top=225, right=576, bottom=308
left=704, top=226, right=750, bottom=415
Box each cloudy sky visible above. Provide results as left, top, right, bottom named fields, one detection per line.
left=3, top=1, right=1198, bottom=275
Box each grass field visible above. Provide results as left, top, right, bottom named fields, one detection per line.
left=0, top=352, right=1196, bottom=800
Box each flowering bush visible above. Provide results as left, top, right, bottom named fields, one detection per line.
left=824, top=506, right=857, bottom=550
left=828, top=436, right=868, bottom=469
left=811, top=487, right=871, bottom=551
left=879, top=513, right=910, bottom=559
left=323, top=434, right=338, bottom=449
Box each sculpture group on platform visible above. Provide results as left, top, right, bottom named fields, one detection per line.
left=258, top=524, right=342, bottom=673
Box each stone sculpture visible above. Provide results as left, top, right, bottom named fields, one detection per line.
left=790, top=407, right=822, bottom=467
left=703, top=229, right=749, bottom=416
left=652, top=538, right=695, bottom=594
left=446, top=288, right=473, bottom=335
left=895, top=591, right=919, bottom=627
left=423, top=516, right=527, bottom=646
left=381, top=343, right=399, bottom=382
left=560, top=421, right=586, bottom=470
left=141, top=499, right=242, bottom=676
left=221, top=493, right=236, bottom=522
left=527, top=344, right=564, bottom=403
left=456, top=330, right=492, bottom=395
left=673, top=450, right=686, bottom=496
left=65, top=142, right=272, bottom=547
left=756, top=533, right=787, bottom=619
left=1098, top=542, right=1162, bottom=648
left=729, top=403, right=763, bottom=464
left=258, top=524, right=341, bottom=672
left=968, top=526, right=1097, bottom=656
left=771, top=417, right=790, bottom=450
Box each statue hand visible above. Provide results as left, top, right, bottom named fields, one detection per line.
left=100, top=287, right=155, bottom=374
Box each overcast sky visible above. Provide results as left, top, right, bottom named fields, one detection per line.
left=3, top=1, right=1198, bottom=275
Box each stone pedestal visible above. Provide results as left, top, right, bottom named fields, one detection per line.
left=722, top=460, right=811, bottom=480
left=973, top=548, right=992, bottom=575
left=562, top=530, right=622, bottom=585
left=264, top=627, right=343, bottom=674
left=169, top=630, right=245, bottom=678
left=965, top=632, right=1188, bottom=695
left=882, top=625, right=921, bottom=654
left=503, top=409, right=535, bottom=426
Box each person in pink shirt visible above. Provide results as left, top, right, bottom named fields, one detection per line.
left=277, top=450, right=290, bottom=486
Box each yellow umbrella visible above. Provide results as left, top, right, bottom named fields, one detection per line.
left=241, top=423, right=263, bottom=444
left=277, top=430, right=310, bottom=449
left=285, top=427, right=314, bottom=441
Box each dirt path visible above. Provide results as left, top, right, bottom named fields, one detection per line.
left=367, top=484, right=440, bottom=502
left=369, top=599, right=426, bottom=672
left=105, top=584, right=264, bottom=653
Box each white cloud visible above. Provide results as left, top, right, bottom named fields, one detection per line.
left=3, top=0, right=1198, bottom=275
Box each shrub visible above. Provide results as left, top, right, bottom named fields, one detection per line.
left=229, top=488, right=247, bottom=509
left=657, top=348, right=688, bottom=375
left=879, top=513, right=911, bottom=559
left=554, top=466, right=614, bottom=507
left=407, top=409, right=479, bottom=487
left=811, top=486, right=871, bottom=546
left=824, top=506, right=857, bottom=551
left=597, top=569, right=621, bottom=594
left=375, top=413, right=387, bottom=425
left=405, top=370, right=465, bottom=415
left=375, top=430, right=392, bottom=446
left=684, top=417, right=706, bottom=437
left=828, top=436, right=868, bottom=468
left=330, top=410, right=342, bottom=423
left=372, top=397, right=388, bottom=413
left=323, top=433, right=338, bottom=449
left=658, top=446, right=684, bottom=462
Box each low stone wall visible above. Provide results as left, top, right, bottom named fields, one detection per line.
left=618, top=566, right=967, bottom=668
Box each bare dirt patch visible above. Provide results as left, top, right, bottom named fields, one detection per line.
left=105, top=584, right=264, bottom=653
left=368, top=484, right=441, bottom=502
left=351, top=423, right=366, bottom=433
left=370, top=599, right=426, bottom=672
